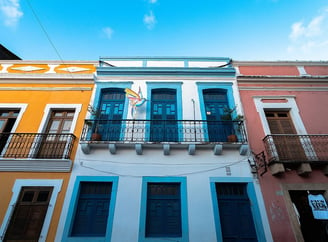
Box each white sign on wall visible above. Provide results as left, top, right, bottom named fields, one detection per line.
left=308, top=194, right=328, bottom=220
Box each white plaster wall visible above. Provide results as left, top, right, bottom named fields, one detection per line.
left=56, top=75, right=270, bottom=241
left=58, top=148, right=253, bottom=241
left=111, top=177, right=142, bottom=242
left=102, top=78, right=243, bottom=121
left=187, top=174, right=218, bottom=242
left=76, top=148, right=251, bottom=178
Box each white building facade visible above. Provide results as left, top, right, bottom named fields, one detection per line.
left=56, top=57, right=272, bottom=242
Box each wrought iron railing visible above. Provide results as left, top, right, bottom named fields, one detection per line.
left=0, top=133, right=76, bottom=159
left=80, top=119, right=247, bottom=143
left=263, top=134, right=328, bottom=163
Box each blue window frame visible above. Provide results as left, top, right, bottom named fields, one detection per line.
left=215, top=183, right=257, bottom=241
left=71, top=182, right=112, bottom=237
left=90, top=82, right=132, bottom=141
left=150, top=88, right=178, bottom=142
left=146, top=182, right=181, bottom=237
left=203, top=88, right=233, bottom=142
left=197, top=83, right=235, bottom=142
left=63, top=176, right=118, bottom=242
left=97, top=88, right=126, bottom=141
left=139, top=177, right=189, bottom=242
left=210, top=178, right=266, bottom=242
left=146, top=82, right=183, bottom=142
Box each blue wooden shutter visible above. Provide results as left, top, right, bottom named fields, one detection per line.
left=71, top=182, right=112, bottom=237
left=150, top=89, right=178, bottom=142
left=145, top=183, right=182, bottom=237
left=203, top=89, right=232, bottom=142
left=216, top=183, right=258, bottom=241
left=98, top=88, right=125, bottom=141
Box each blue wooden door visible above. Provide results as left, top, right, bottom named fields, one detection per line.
left=203, top=89, right=232, bottom=142
left=216, top=183, right=257, bottom=242
left=98, top=88, right=125, bottom=141
left=71, top=182, right=112, bottom=236
left=146, top=183, right=182, bottom=237
left=150, top=89, right=178, bottom=142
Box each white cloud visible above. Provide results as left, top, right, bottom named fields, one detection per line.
left=149, top=0, right=157, bottom=3
left=287, top=7, right=328, bottom=60
left=289, top=22, right=305, bottom=41
left=0, top=0, right=23, bottom=27
left=143, top=10, right=156, bottom=29
left=103, top=27, right=114, bottom=39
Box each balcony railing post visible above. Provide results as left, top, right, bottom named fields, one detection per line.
left=131, top=119, right=135, bottom=142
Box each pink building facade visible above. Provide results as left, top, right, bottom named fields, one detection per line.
left=234, top=61, right=328, bottom=242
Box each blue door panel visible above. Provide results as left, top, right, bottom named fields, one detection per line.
left=150, top=89, right=178, bottom=142
left=217, top=183, right=258, bottom=242
left=203, top=89, right=233, bottom=142
left=72, top=198, right=110, bottom=236
left=98, top=89, right=125, bottom=141
left=71, top=182, right=112, bottom=237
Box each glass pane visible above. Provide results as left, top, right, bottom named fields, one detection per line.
left=80, top=182, right=112, bottom=195
left=21, top=191, right=34, bottom=202
left=216, top=183, right=247, bottom=196
left=0, top=120, right=5, bottom=129
left=49, top=120, right=60, bottom=132
left=63, top=120, right=72, bottom=131
left=37, top=191, right=50, bottom=202
left=0, top=110, right=19, bottom=117
left=148, top=183, right=180, bottom=196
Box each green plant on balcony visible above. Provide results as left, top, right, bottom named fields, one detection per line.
left=221, top=106, right=244, bottom=142
left=87, top=104, right=102, bottom=141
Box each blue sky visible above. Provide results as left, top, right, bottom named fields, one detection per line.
left=1, top=0, right=328, bottom=61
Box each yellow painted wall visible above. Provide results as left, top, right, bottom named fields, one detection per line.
left=0, top=172, right=70, bottom=241
left=0, top=83, right=93, bottom=133
left=0, top=81, right=94, bottom=241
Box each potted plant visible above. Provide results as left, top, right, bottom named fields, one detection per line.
left=87, top=104, right=102, bottom=141
left=221, top=106, right=244, bottom=142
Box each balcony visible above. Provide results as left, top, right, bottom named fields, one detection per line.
left=263, top=134, right=328, bottom=175
left=0, top=133, right=76, bottom=172
left=80, top=119, right=248, bottom=155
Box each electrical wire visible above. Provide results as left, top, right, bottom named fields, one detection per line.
left=25, top=0, right=74, bottom=78
left=77, top=156, right=246, bottom=166
left=77, top=152, right=251, bottom=178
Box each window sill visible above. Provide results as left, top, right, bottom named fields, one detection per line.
left=141, top=237, right=184, bottom=242
left=66, top=237, right=106, bottom=242
left=0, top=158, right=72, bottom=172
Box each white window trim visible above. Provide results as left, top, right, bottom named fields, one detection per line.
left=0, top=104, right=28, bottom=157
left=254, top=96, right=316, bottom=160
left=38, top=104, right=82, bottom=133
left=0, top=103, right=27, bottom=132
left=254, top=96, right=307, bottom=135
left=0, top=179, right=63, bottom=242
left=31, top=104, right=82, bottom=160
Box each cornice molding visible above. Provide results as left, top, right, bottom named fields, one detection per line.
left=239, top=86, right=328, bottom=91
left=95, top=75, right=236, bottom=81
left=96, top=67, right=236, bottom=78
left=0, top=87, right=92, bottom=91
left=237, top=76, right=328, bottom=83
left=233, top=60, right=328, bottom=66
left=0, top=73, right=94, bottom=84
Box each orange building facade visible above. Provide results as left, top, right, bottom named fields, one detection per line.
left=0, top=61, right=96, bottom=241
